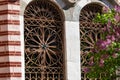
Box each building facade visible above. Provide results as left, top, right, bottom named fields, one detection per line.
left=0, top=0, right=119, bottom=80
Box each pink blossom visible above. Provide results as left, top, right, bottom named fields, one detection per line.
left=116, top=32, right=120, bottom=37
left=107, top=20, right=111, bottom=27
left=99, top=59, right=104, bottom=67
left=111, top=35, right=115, bottom=41
left=115, top=13, right=120, bottom=22
left=101, top=54, right=109, bottom=59
left=106, top=39, right=111, bottom=45
left=91, top=48, right=98, bottom=53
left=112, top=53, right=118, bottom=58
left=96, top=40, right=107, bottom=50
left=106, top=21, right=111, bottom=33
left=106, top=35, right=115, bottom=41
left=102, top=27, right=107, bottom=31
left=115, top=48, right=120, bottom=51
left=102, top=6, right=109, bottom=13
left=89, top=61, right=94, bottom=66
left=115, top=5, right=120, bottom=13
left=89, top=56, right=94, bottom=66
left=114, top=27, right=120, bottom=39
left=82, top=67, right=90, bottom=73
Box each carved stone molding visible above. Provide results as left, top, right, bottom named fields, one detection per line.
left=67, top=0, right=77, bottom=3
left=63, top=0, right=77, bottom=6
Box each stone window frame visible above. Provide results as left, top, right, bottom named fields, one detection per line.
left=20, top=0, right=66, bottom=80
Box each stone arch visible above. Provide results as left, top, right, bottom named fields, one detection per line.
left=24, top=0, right=65, bottom=80
left=79, top=2, right=108, bottom=80
left=73, top=0, right=108, bottom=21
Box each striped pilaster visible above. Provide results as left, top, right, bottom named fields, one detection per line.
left=0, top=0, right=21, bottom=80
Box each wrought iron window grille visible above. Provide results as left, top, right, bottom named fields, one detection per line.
left=80, top=3, right=104, bottom=80
left=24, top=0, right=65, bottom=80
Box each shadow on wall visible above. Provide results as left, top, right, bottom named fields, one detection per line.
left=100, top=0, right=118, bottom=8
left=56, top=0, right=79, bottom=10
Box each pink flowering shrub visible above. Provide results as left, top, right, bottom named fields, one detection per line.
left=84, top=6, right=120, bottom=80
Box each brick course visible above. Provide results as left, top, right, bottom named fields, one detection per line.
left=0, top=0, right=21, bottom=80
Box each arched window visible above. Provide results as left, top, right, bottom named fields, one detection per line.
left=79, top=3, right=104, bottom=80
left=24, top=0, right=65, bottom=80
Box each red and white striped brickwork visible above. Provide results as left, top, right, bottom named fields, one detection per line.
left=0, top=0, right=21, bottom=80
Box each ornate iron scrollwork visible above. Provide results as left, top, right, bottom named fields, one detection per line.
left=24, top=0, right=65, bottom=80
left=80, top=3, right=104, bottom=80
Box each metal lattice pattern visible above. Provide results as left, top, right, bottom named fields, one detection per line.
left=24, top=0, right=64, bottom=80
left=80, top=3, right=104, bottom=80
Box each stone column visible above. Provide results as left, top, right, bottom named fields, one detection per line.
left=65, top=21, right=81, bottom=80
left=0, top=0, right=21, bottom=80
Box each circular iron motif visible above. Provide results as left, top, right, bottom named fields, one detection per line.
left=25, top=27, right=63, bottom=66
